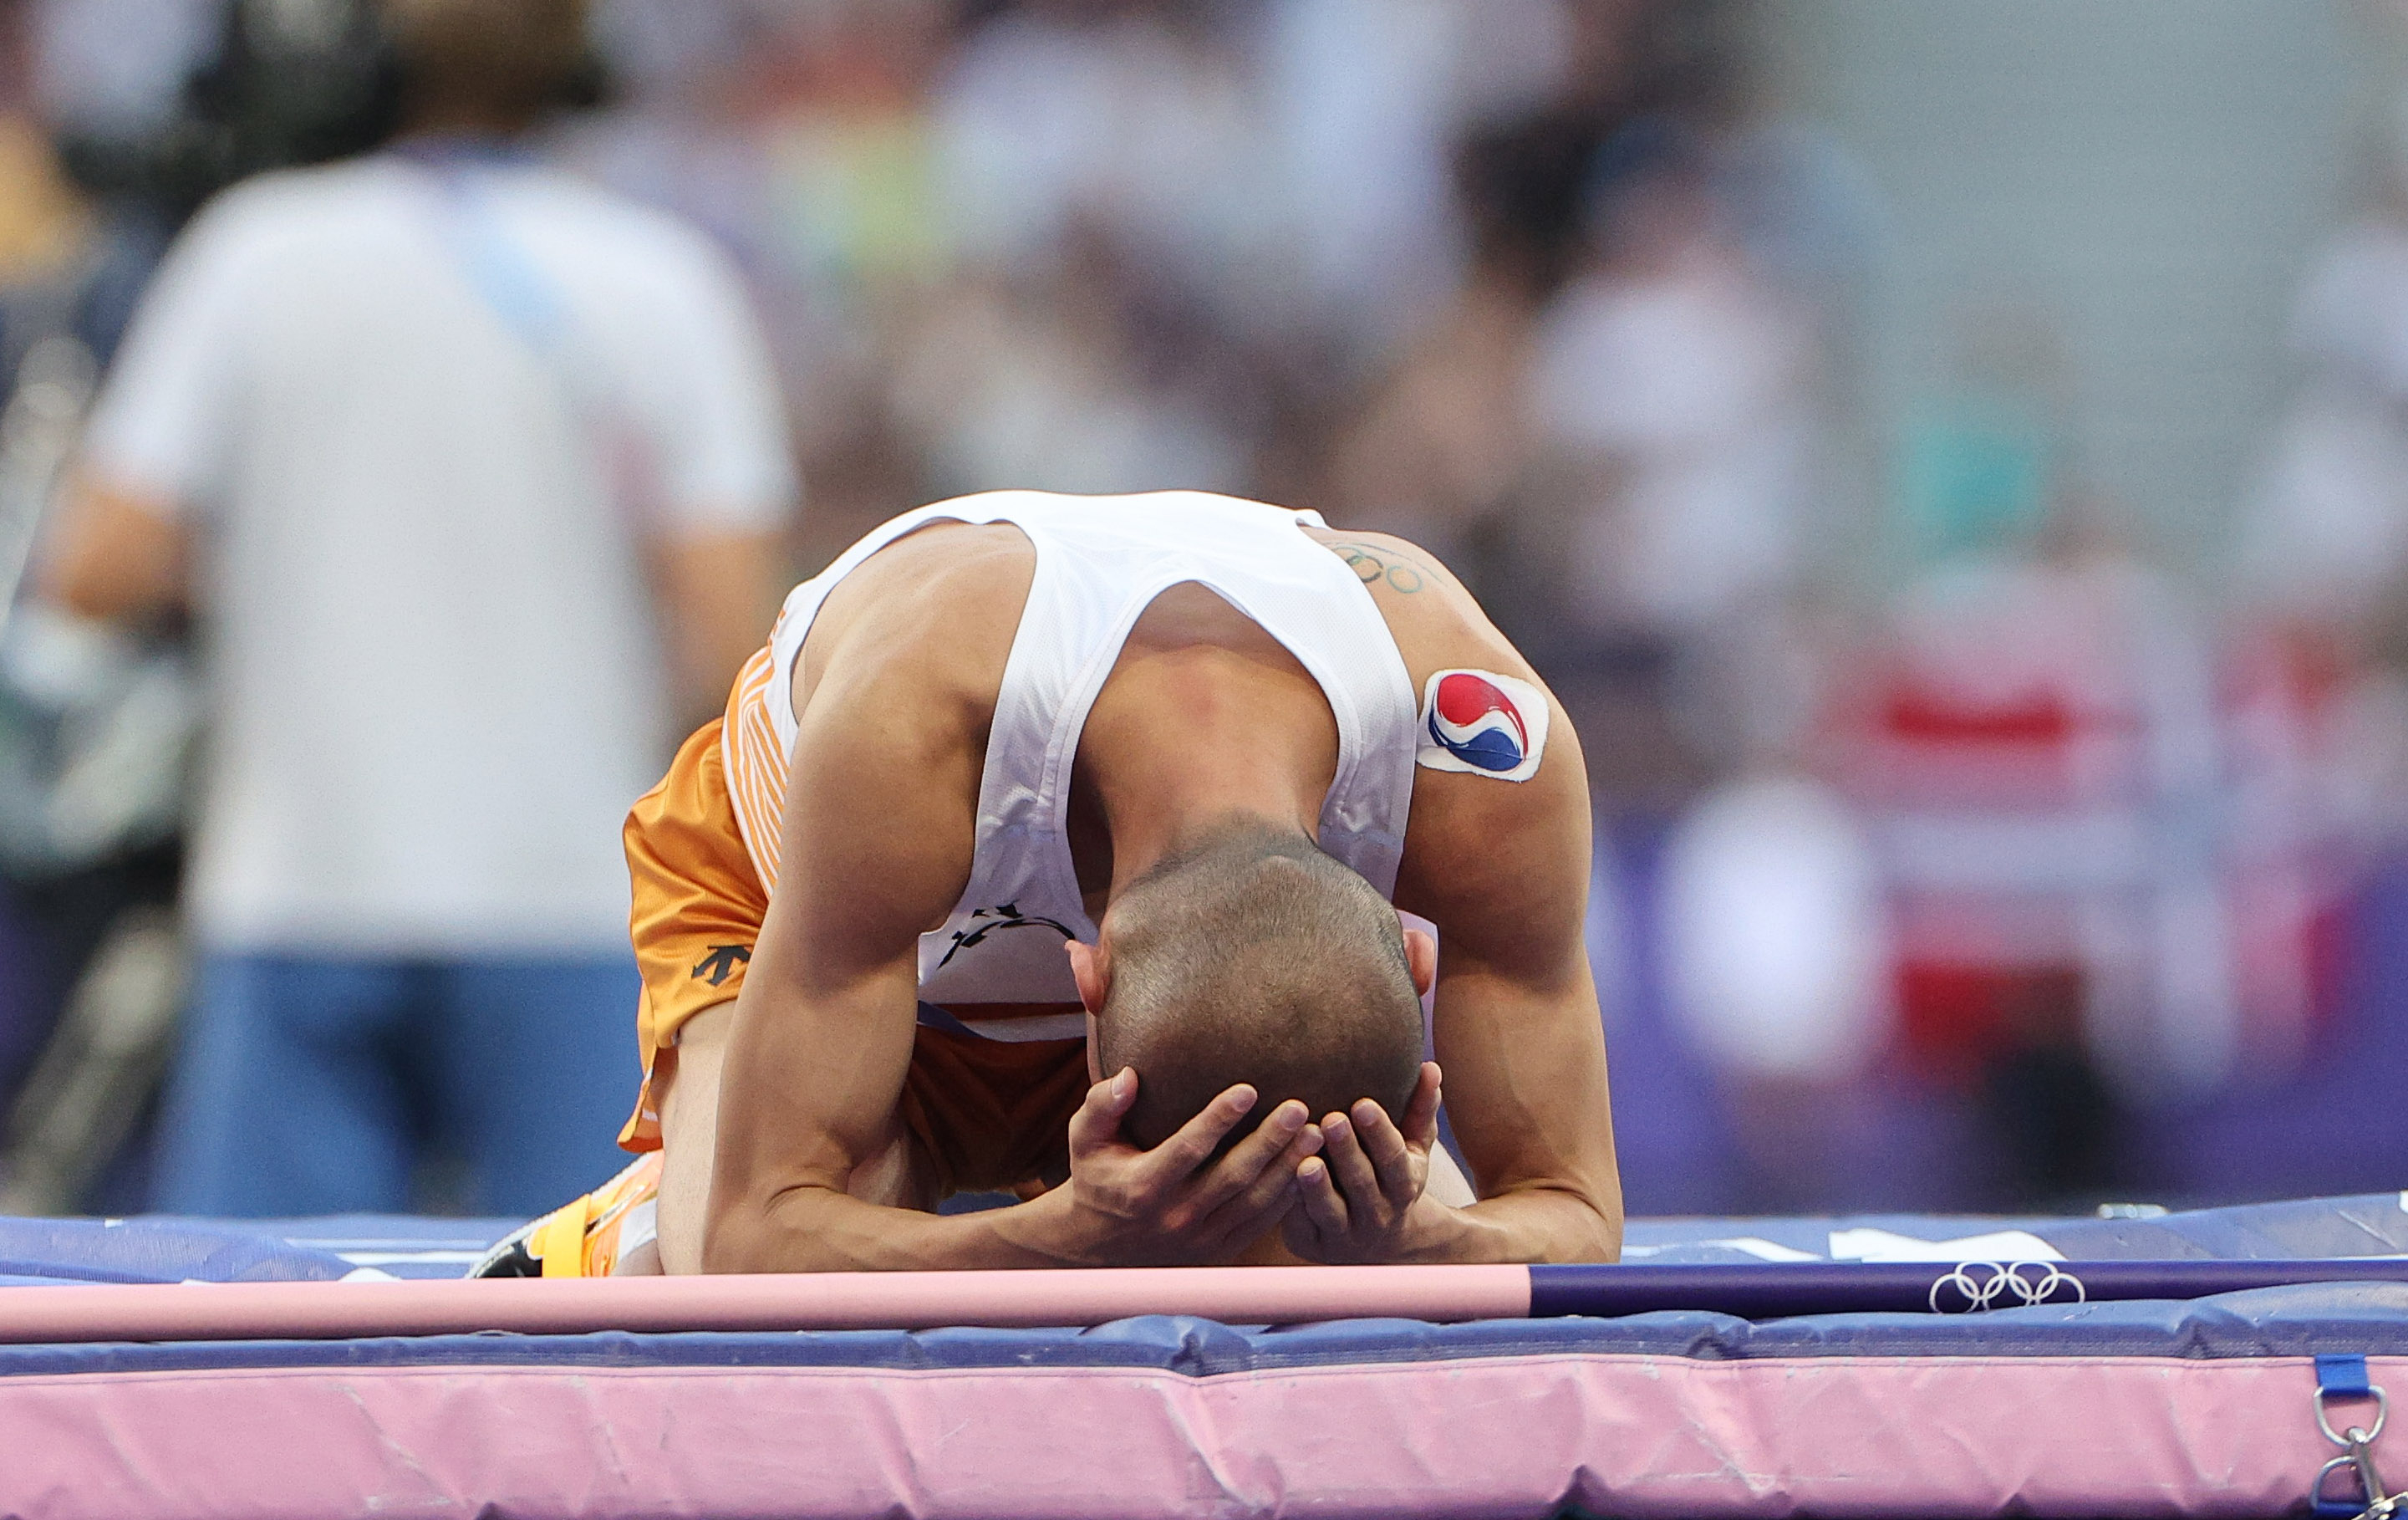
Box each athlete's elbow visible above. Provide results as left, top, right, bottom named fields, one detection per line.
left=1574, top=1198, right=1625, bottom=1264
left=697, top=1202, right=760, bottom=1274
left=699, top=1186, right=819, bottom=1273
left=1515, top=1179, right=1623, bottom=1264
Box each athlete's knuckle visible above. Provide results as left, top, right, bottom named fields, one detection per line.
left=1160, top=1145, right=1198, bottom=1176
left=1227, top=1157, right=1269, bottom=1192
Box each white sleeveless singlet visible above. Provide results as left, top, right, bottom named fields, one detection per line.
left=720, top=490, right=1420, bottom=1041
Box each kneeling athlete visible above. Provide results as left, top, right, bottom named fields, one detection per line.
left=486, top=489, right=1622, bottom=1275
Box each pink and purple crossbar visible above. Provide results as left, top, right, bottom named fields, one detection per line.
left=0, top=1196, right=2404, bottom=1517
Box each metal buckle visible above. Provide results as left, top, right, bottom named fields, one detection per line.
left=2317, top=1451, right=2396, bottom=1520
left=2322, top=1385, right=2390, bottom=1450
left=2316, top=1382, right=2397, bottom=1520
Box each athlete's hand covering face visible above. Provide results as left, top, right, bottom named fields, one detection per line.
left=1281, top=1062, right=1446, bottom=1264
left=1058, top=1068, right=1322, bottom=1266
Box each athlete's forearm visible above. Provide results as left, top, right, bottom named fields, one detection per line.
left=1395, top=1184, right=1623, bottom=1266
left=703, top=1182, right=1107, bottom=1273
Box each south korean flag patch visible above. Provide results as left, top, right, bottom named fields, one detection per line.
left=1417, top=669, right=1549, bottom=783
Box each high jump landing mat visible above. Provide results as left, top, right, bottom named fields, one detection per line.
left=0, top=1194, right=2405, bottom=1517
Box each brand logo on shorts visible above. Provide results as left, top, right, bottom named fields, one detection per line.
left=1418, top=669, right=1548, bottom=783
left=691, top=944, right=751, bottom=987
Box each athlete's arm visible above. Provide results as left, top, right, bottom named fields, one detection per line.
left=1403, top=713, right=1622, bottom=1262
left=1291, top=533, right=1624, bottom=1266
left=703, top=578, right=1320, bottom=1273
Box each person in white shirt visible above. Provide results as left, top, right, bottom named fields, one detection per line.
left=42, top=0, right=797, bottom=1217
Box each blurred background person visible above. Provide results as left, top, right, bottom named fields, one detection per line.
left=1830, top=298, right=2229, bottom=1206
left=0, top=2, right=191, bottom=1208
left=34, top=0, right=795, bottom=1217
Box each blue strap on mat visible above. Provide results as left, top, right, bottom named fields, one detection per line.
left=2313, top=1353, right=2390, bottom=1519
left=2325, top=1354, right=2378, bottom=1399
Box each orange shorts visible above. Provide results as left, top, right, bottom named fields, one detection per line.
left=619, top=714, right=1088, bottom=1198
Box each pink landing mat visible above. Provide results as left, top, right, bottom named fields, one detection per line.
left=0, top=1349, right=2371, bottom=1519
left=0, top=1264, right=1531, bottom=1342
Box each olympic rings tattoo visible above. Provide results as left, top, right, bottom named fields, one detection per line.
left=1330, top=542, right=1426, bottom=595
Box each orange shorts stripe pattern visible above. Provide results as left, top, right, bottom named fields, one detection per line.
left=721, top=641, right=789, bottom=892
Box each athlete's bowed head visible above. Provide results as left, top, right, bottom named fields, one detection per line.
left=1081, top=820, right=1427, bottom=1152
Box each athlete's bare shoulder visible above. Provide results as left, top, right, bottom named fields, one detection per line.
left=795, top=521, right=1036, bottom=719
left=1307, top=523, right=1590, bottom=951
left=1302, top=525, right=1530, bottom=686
left=1306, top=527, right=1470, bottom=602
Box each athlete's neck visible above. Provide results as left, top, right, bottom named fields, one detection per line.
left=1101, top=791, right=1320, bottom=898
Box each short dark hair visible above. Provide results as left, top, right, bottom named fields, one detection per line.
left=1095, top=821, right=1423, bottom=1151
left=383, top=0, right=589, bottom=131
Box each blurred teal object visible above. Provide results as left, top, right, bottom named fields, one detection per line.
left=1896, top=394, right=2056, bottom=563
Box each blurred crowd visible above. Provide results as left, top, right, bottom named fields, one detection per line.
left=0, top=0, right=2394, bottom=1217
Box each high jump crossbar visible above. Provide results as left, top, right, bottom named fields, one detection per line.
left=0, top=1259, right=2402, bottom=1343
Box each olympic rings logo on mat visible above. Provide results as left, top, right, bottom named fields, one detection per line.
left=1927, top=1261, right=2088, bottom=1313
